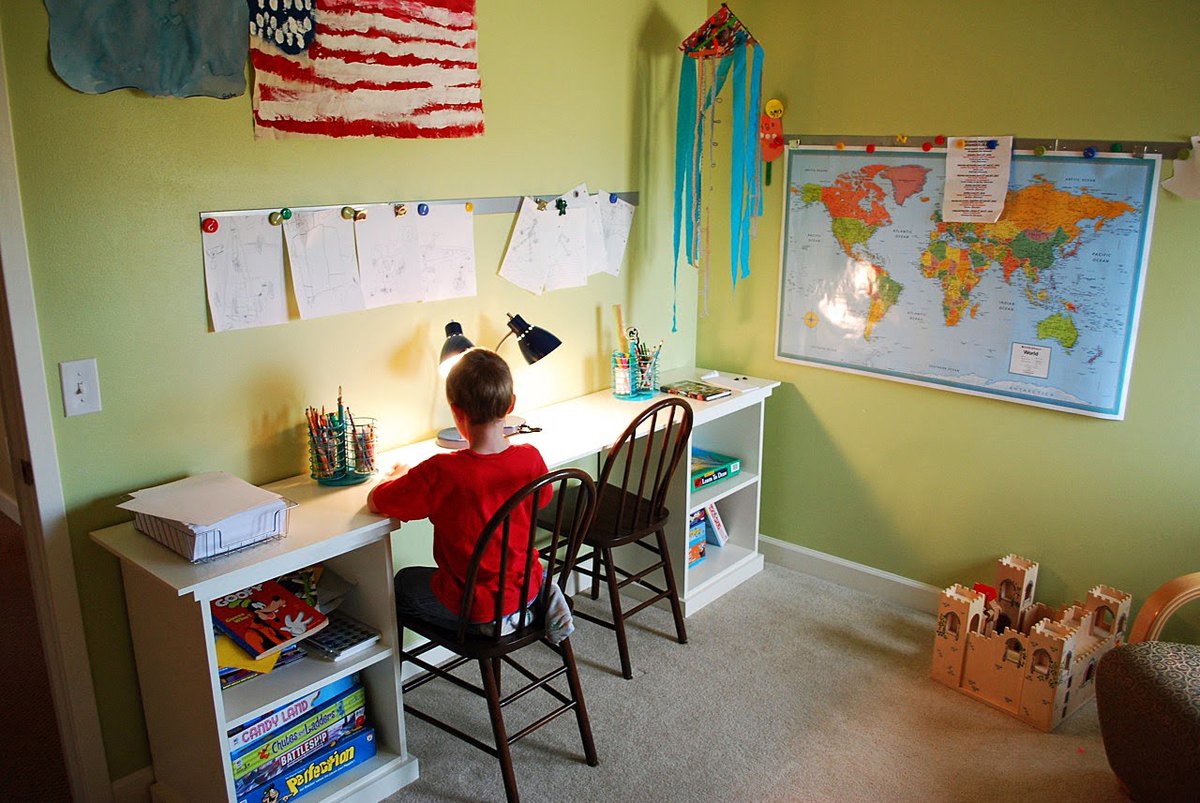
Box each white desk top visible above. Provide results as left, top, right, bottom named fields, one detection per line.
left=91, top=368, right=778, bottom=600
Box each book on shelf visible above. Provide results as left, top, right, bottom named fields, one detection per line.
left=690, top=447, right=741, bottom=490
left=277, top=563, right=356, bottom=614
left=211, top=578, right=329, bottom=659
left=231, top=681, right=367, bottom=792
left=687, top=508, right=707, bottom=567
left=217, top=645, right=306, bottom=691
left=301, top=610, right=382, bottom=662
left=660, top=379, right=732, bottom=401
left=236, top=726, right=376, bottom=803
left=703, top=502, right=729, bottom=546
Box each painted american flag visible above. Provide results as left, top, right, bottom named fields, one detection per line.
left=248, top=0, right=484, bottom=139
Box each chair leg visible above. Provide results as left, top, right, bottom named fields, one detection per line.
left=655, top=528, right=688, bottom=644
left=589, top=546, right=601, bottom=599
left=492, top=656, right=503, bottom=695
left=480, top=658, right=520, bottom=803
left=559, top=638, right=599, bottom=766
left=603, top=547, right=634, bottom=679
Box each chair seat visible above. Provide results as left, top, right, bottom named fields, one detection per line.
left=584, top=485, right=670, bottom=547
left=1097, top=641, right=1200, bottom=800
left=400, top=611, right=546, bottom=660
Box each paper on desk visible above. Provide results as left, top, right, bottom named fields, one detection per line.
left=282, top=208, right=366, bottom=319
left=200, top=210, right=288, bottom=332
left=118, top=471, right=283, bottom=526
left=1162, top=136, right=1200, bottom=200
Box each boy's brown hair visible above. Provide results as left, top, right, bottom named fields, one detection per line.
left=445, top=348, right=514, bottom=425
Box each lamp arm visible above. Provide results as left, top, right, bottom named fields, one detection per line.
left=495, top=330, right=515, bottom=351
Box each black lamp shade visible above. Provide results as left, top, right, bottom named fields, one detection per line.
left=507, top=313, right=561, bottom=364
left=439, top=320, right=475, bottom=369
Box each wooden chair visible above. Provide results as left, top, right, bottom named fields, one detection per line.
left=570, top=396, right=694, bottom=679
left=1096, top=572, right=1200, bottom=801
left=398, top=468, right=599, bottom=803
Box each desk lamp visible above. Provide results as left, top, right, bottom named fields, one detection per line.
left=436, top=314, right=561, bottom=448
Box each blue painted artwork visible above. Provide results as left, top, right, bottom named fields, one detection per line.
left=45, top=0, right=247, bottom=98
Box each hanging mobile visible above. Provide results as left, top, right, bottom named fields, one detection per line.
left=760, top=98, right=785, bottom=185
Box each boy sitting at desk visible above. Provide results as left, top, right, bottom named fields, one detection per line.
left=368, top=347, right=557, bottom=635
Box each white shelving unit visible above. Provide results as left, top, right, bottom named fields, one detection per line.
left=92, top=475, right=419, bottom=803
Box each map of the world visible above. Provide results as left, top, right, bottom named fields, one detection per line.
left=777, top=147, right=1160, bottom=418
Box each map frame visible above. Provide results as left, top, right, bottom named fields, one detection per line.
left=775, top=145, right=1161, bottom=420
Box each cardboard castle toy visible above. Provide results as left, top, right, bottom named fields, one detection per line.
left=931, top=554, right=1132, bottom=731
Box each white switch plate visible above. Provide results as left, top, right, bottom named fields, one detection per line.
left=60, top=358, right=102, bottom=416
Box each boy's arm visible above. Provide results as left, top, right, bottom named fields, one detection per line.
left=367, top=461, right=432, bottom=520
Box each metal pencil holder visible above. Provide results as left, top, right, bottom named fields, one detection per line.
left=612, top=349, right=659, bottom=401
left=308, top=415, right=377, bottom=487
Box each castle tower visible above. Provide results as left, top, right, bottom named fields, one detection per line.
left=931, top=584, right=986, bottom=689
left=1019, top=619, right=1077, bottom=730
left=1084, top=585, right=1133, bottom=642
left=995, top=554, right=1038, bottom=632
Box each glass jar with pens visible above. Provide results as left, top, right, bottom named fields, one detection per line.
left=306, top=388, right=378, bottom=486
left=612, top=328, right=661, bottom=401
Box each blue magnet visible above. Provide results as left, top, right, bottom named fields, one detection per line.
left=418, top=203, right=429, bottom=216
left=1083, top=146, right=1097, bottom=159
left=986, top=139, right=998, bottom=150
left=609, top=193, right=618, bottom=203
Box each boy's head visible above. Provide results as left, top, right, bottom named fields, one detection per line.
left=445, top=348, right=515, bottom=425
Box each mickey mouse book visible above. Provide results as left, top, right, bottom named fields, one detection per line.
left=211, top=579, right=329, bottom=659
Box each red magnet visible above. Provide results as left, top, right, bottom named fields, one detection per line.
left=201, top=217, right=219, bottom=234
left=865, top=143, right=876, bottom=154
left=934, top=135, right=946, bottom=145
left=922, top=141, right=933, bottom=152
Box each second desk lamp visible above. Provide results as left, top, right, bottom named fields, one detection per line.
left=436, top=314, right=561, bottom=449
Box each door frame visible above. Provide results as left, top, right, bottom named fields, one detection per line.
left=0, top=27, right=112, bottom=803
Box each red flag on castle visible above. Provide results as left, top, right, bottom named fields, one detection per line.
left=249, top=0, right=485, bottom=140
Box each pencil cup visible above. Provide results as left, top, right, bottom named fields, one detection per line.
left=612, top=349, right=659, bottom=401
left=308, top=416, right=377, bottom=486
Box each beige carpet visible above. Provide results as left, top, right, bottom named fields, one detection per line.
left=387, top=563, right=1127, bottom=802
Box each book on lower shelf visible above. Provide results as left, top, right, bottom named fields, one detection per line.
left=690, top=447, right=741, bottom=490
left=703, top=502, right=729, bottom=546
left=687, top=508, right=707, bottom=568
left=211, top=578, right=329, bottom=659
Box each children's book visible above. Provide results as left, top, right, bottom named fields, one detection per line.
left=687, top=509, right=707, bottom=567
left=236, top=726, right=376, bottom=803
left=690, top=447, right=741, bottom=489
left=211, top=579, right=329, bottom=659
left=660, top=379, right=732, bottom=401
left=704, top=502, right=729, bottom=546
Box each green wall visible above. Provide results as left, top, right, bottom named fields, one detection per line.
left=697, top=1, right=1200, bottom=635
left=1, top=1, right=702, bottom=780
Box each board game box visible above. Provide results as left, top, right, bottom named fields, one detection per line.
left=227, top=673, right=360, bottom=754
left=690, top=447, right=741, bottom=489
left=236, top=726, right=376, bottom=803
left=231, top=683, right=366, bottom=786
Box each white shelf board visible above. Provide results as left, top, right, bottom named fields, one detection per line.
left=689, top=471, right=758, bottom=510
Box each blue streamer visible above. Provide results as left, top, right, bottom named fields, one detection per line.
left=672, top=56, right=698, bottom=333
left=729, top=42, right=748, bottom=291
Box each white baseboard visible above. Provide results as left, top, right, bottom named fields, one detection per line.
left=759, top=535, right=941, bottom=614
left=112, top=765, right=153, bottom=803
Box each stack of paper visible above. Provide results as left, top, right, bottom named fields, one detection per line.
left=118, top=471, right=290, bottom=561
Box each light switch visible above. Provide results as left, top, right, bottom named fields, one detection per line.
left=60, top=358, right=102, bottom=416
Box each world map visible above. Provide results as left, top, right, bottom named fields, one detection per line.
left=777, top=148, right=1160, bottom=418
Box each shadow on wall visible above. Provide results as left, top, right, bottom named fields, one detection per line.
left=759, top=382, right=903, bottom=569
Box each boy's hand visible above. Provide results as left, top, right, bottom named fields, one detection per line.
left=386, top=462, right=410, bottom=479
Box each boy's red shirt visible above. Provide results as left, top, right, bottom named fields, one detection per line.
left=370, top=443, right=549, bottom=622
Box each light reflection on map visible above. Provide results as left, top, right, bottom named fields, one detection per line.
left=778, top=148, right=1159, bottom=418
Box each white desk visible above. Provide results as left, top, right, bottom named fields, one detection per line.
left=91, top=368, right=776, bottom=802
